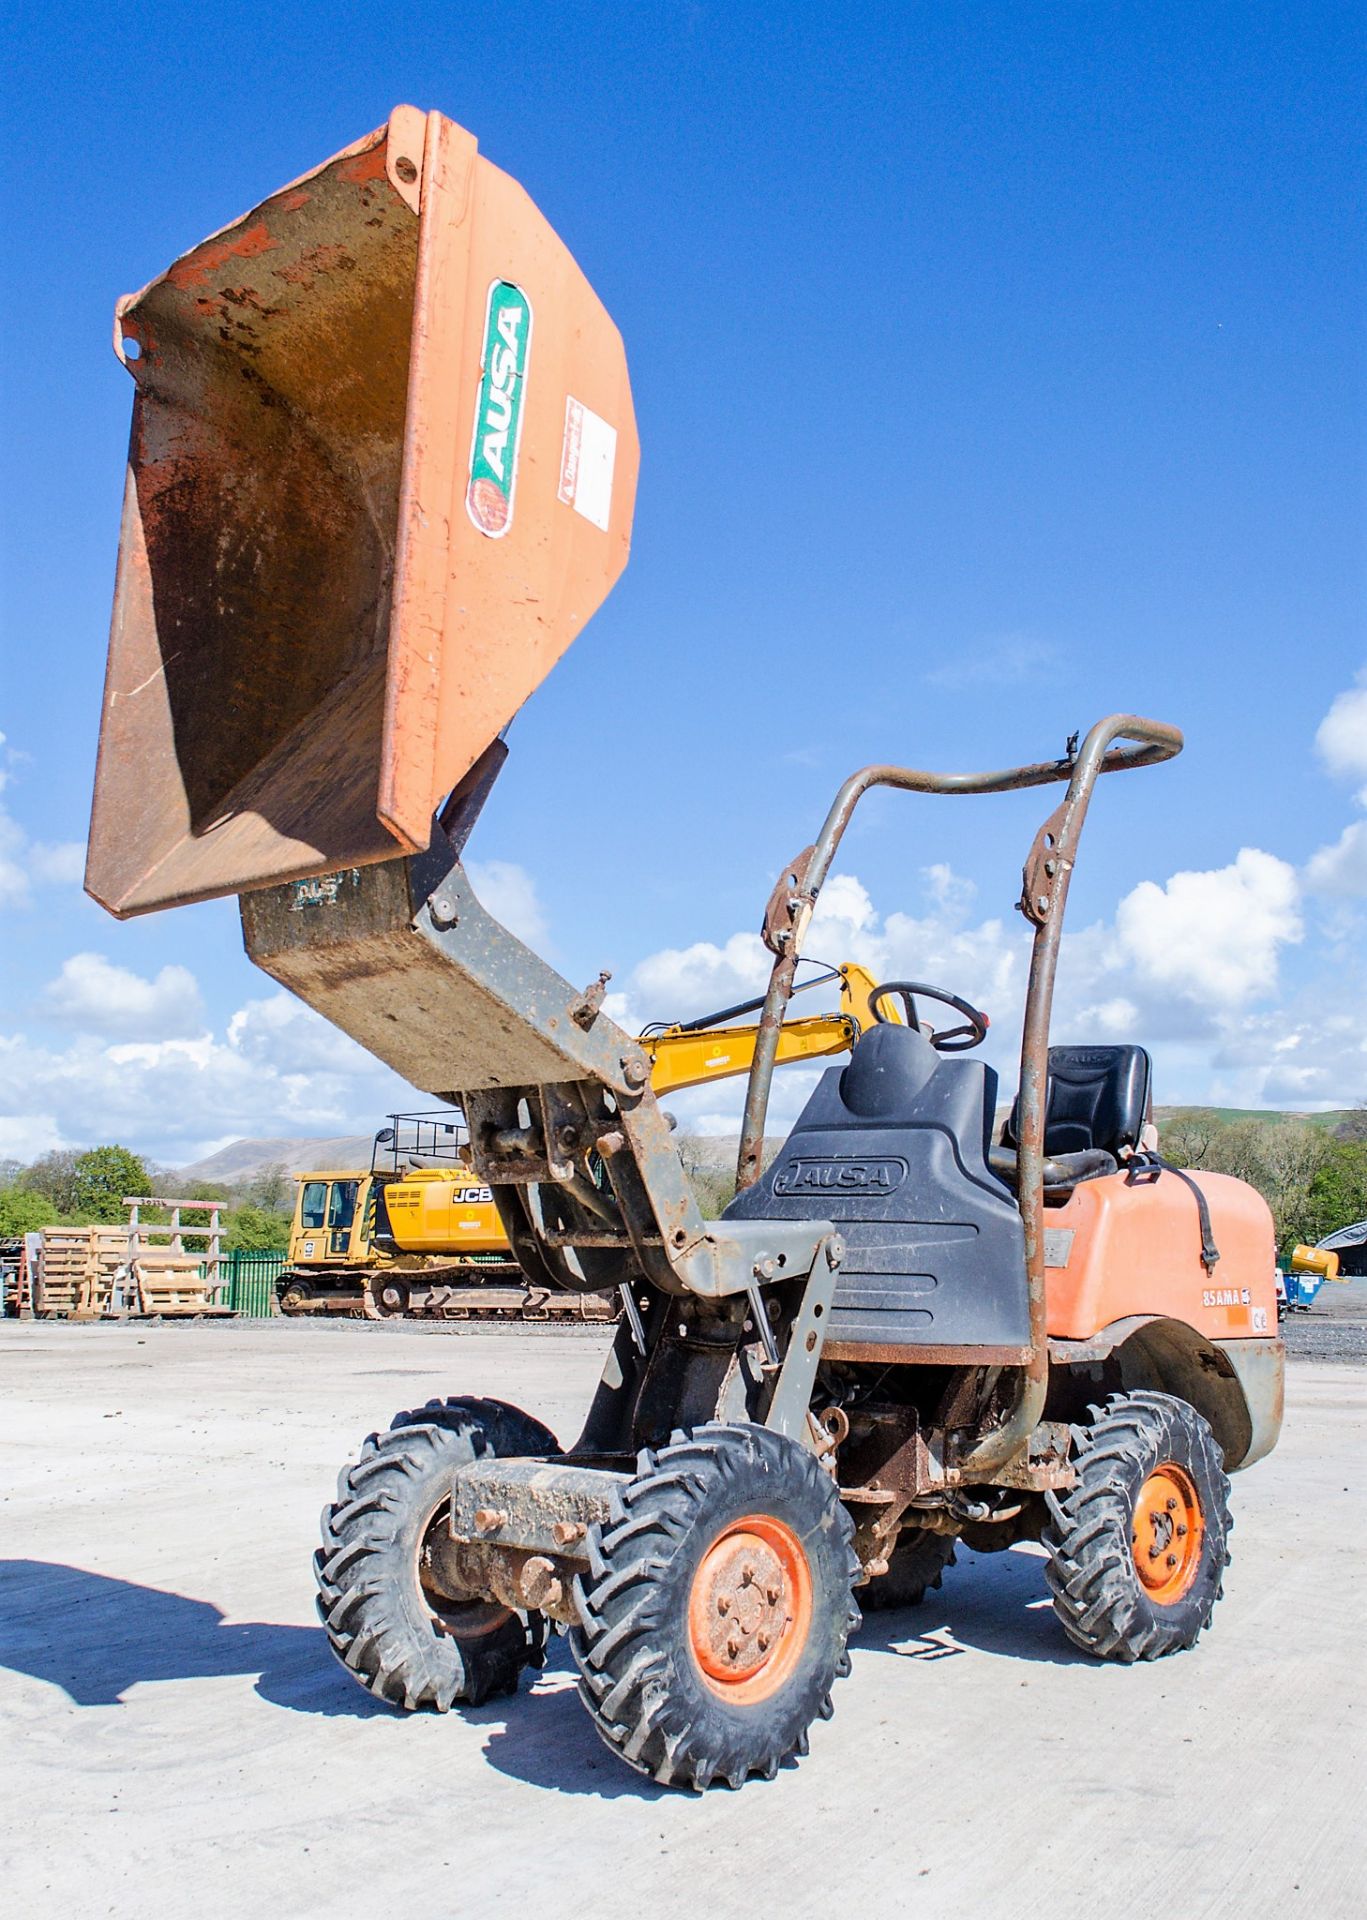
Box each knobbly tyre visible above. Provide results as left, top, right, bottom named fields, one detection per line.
left=87, top=106, right=1284, bottom=1791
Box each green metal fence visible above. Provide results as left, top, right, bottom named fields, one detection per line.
left=218, top=1250, right=286, bottom=1317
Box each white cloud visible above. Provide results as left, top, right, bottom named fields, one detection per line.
left=467, top=859, right=548, bottom=948
left=1208, top=986, right=1367, bottom=1108
left=924, top=633, right=1060, bottom=690
left=28, top=840, right=86, bottom=885
left=227, top=991, right=380, bottom=1075
left=0, top=808, right=29, bottom=909
left=1315, top=669, right=1367, bottom=800
left=1304, top=820, right=1367, bottom=899
left=0, top=1114, right=62, bottom=1159
left=0, top=998, right=428, bottom=1167
left=0, top=732, right=87, bottom=906
left=615, top=838, right=1358, bottom=1121
left=40, top=953, right=205, bottom=1041
left=631, top=931, right=772, bottom=1025
left=1112, top=849, right=1301, bottom=1007
left=1072, top=996, right=1140, bottom=1037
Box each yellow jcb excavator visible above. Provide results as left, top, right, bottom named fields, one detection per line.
left=277, top=963, right=892, bottom=1319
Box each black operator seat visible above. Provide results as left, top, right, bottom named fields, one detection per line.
left=993, top=1044, right=1153, bottom=1190
left=724, top=1019, right=1031, bottom=1352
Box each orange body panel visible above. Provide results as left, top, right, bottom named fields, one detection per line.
left=88, top=104, right=638, bottom=917
left=1044, top=1170, right=1278, bottom=1341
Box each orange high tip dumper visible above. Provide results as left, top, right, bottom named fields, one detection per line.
left=88, top=110, right=1283, bottom=1795
left=87, top=104, right=638, bottom=917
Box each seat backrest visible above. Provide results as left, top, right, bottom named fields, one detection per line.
left=1004, top=1044, right=1152, bottom=1158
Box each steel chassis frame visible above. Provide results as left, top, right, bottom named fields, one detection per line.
left=240, top=712, right=1180, bottom=1484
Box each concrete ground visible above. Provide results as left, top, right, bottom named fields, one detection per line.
left=1, top=1323, right=1362, bottom=1920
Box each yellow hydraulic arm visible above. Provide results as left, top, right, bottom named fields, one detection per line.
left=642, top=963, right=891, bottom=1096
left=284, top=963, right=892, bottom=1278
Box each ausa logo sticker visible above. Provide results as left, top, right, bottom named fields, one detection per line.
left=772, top=1156, right=909, bottom=1198
left=465, top=280, right=533, bottom=538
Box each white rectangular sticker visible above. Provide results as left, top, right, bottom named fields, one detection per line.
left=558, top=396, right=617, bottom=532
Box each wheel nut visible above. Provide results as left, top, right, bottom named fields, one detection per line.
left=716, top=1594, right=732, bottom=1616
left=1176, top=1523, right=1188, bottom=1538
left=765, top=1582, right=782, bottom=1605
left=757, top=1630, right=772, bottom=1652
left=740, top=1563, right=755, bottom=1586
left=727, top=1633, right=741, bottom=1658
left=1166, top=1497, right=1178, bottom=1511
left=1166, top=1554, right=1178, bottom=1568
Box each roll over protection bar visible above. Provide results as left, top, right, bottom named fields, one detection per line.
left=738, top=714, right=1183, bottom=1473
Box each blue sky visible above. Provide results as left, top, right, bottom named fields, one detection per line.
left=1, top=2, right=1364, bottom=1165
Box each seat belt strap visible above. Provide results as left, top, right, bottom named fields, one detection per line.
left=1125, top=1153, right=1220, bottom=1274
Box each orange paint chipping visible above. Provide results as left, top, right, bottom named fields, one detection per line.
left=688, top=1514, right=812, bottom=1705
left=1131, top=1463, right=1204, bottom=1603
left=166, top=221, right=281, bottom=291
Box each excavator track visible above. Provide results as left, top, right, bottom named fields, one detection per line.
left=276, top=1263, right=618, bottom=1324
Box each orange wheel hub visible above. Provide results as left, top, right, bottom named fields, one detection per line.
left=1131, top=1463, right=1204, bottom=1604
left=688, top=1514, right=812, bottom=1704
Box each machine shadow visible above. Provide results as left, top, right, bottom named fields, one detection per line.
left=852, top=1542, right=1092, bottom=1669
left=471, top=1637, right=673, bottom=1803
left=0, top=1545, right=1089, bottom=1800
left=0, top=1558, right=669, bottom=1798
left=0, top=1559, right=391, bottom=1718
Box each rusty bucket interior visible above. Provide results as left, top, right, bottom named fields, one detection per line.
left=87, top=105, right=639, bottom=918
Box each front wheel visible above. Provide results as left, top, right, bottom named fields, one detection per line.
left=316, top=1396, right=559, bottom=1710
left=1044, top=1390, right=1231, bottom=1662
left=570, top=1422, right=859, bottom=1790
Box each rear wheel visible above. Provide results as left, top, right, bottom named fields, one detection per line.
left=316, top=1396, right=559, bottom=1710
left=1043, top=1390, right=1230, bottom=1662
left=859, top=1526, right=957, bottom=1610
left=570, top=1422, right=859, bottom=1790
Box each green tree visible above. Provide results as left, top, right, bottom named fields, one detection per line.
left=223, top=1203, right=292, bottom=1252
left=1297, top=1143, right=1367, bottom=1249
left=1159, top=1109, right=1222, bottom=1167
left=19, top=1148, right=83, bottom=1216
left=0, top=1188, right=59, bottom=1236
left=1255, top=1123, right=1332, bottom=1254
left=1206, top=1120, right=1268, bottom=1188
left=69, top=1145, right=153, bottom=1224
left=247, top=1162, right=289, bottom=1211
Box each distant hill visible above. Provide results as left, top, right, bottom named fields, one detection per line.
left=1153, top=1107, right=1360, bottom=1131
left=174, top=1106, right=1361, bottom=1190
left=171, top=1130, right=775, bottom=1189
left=174, top=1135, right=376, bottom=1184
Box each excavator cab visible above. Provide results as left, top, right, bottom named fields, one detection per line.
left=293, top=1175, right=367, bottom=1263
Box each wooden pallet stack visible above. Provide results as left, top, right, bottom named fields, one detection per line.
left=124, top=1197, right=233, bottom=1317
left=32, top=1226, right=128, bottom=1317
left=32, top=1199, right=234, bottom=1318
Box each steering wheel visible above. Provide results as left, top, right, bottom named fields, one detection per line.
left=869, top=979, right=990, bottom=1052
